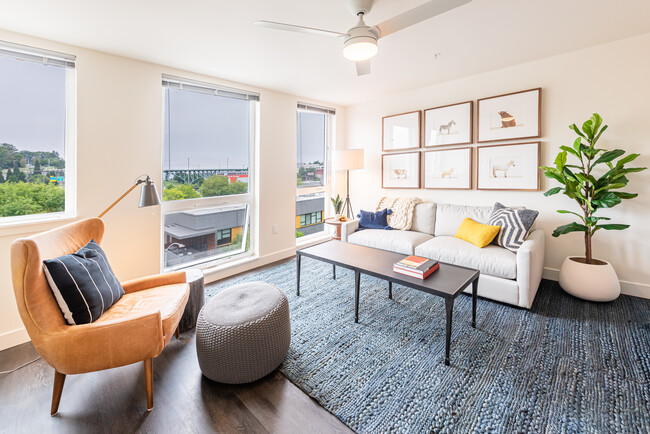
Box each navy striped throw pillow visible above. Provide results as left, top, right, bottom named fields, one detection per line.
left=43, top=240, right=124, bottom=325
left=488, top=202, right=539, bottom=252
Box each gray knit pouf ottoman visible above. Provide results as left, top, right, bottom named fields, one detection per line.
left=196, top=281, right=291, bottom=384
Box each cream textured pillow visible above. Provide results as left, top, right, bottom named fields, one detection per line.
left=376, top=197, right=422, bottom=230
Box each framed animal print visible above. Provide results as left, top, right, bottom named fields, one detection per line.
left=381, top=152, right=421, bottom=189
left=477, top=142, right=540, bottom=191
left=424, top=101, right=473, bottom=147
left=423, top=147, right=472, bottom=190
left=477, top=88, right=541, bottom=143
left=382, top=111, right=421, bottom=151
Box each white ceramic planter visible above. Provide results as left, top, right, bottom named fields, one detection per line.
left=559, top=257, right=621, bottom=302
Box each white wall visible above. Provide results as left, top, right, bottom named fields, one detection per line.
left=0, top=29, right=345, bottom=350
left=344, top=33, right=650, bottom=298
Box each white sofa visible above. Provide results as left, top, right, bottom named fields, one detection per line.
left=341, top=203, right=545, bottom=309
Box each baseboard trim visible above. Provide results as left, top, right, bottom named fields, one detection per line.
left=203, top=247, right=296, bottom=285
left=543, top=267, right=650, bottom=300
left=0, top=328, right=30, bottom=351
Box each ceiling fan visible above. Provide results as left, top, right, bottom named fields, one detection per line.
left=255, top=0, right=472, bottom=76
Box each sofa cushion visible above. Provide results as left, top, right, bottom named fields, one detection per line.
left=488, top=202, right=539, bottom=252
left=414, top=236, right=517, bottom=279
left=358, top=208, right=393, bottom=230
left=434, top=203, right=494, bottom=236
left=411, top=202, right=436, bottom=235
left=349, top=229, right=433, bottom=255
left=455, top=218, right=501, bottom=248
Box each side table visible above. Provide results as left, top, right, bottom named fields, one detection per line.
left=324, top=218, right=344, bottom=240
left=179, top=269, right=205, bottom=332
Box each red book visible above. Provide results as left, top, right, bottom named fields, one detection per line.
left=393, top=263, right=439, bottom=279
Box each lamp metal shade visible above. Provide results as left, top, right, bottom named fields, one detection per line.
left=139, top=179, right=162, bottom=208
left=333, top=149, right=364, bottom=171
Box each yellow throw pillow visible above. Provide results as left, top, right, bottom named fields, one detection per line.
left=455, top=218, right=501, bottom=248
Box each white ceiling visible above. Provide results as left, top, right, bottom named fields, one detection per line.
left=1, top=0, right=649, bottom=106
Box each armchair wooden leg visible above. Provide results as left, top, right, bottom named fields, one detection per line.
left=51, top=370, right=66, bottom=416
left=174, top=327, right=180, bottom=339
left=144, top=358, right=154, bottom=411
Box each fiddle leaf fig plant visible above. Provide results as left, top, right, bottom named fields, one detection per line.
left=540, top=113, right=646, bottom=264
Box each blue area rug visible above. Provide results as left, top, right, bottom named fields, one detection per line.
left=206, top=257, right=650, bottom=433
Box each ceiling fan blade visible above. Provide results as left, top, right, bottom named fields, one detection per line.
left=375, top=0, right=472, bottom=39
left=254, top=20, right=346, bottom=37
left=356, top=60, right=371, bottom=76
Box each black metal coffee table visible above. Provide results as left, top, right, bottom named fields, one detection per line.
left=296, top=240, right=480, bottom=366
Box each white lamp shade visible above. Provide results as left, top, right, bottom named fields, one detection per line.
left=334, top=149, right=364, bottom=171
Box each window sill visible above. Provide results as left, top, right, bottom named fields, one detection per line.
left=0, top=214, right=77, bottom=237
left=296, top=233, right=331, bottom=248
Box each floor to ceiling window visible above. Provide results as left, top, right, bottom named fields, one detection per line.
left=0, top=41, right=76, bottom=225
left=295, top=103, right=335, bottom=240
left=162, top=75, right=258, bottom=270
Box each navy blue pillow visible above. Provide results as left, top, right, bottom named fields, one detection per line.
left=43, top=240, right=124, bottom=325
left=357, top=209, right=393, bottom=230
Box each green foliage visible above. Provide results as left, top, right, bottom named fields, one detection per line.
left=330, top=194, right=344, bottom=214
left=0, top=182, right=65, bottom=217
left=163, top=183, right=200, bottom=201
left=296, top=230, right=304, bottom=238
left=540, top=113, right=646, bottom=263
left=200, top=175, right=247, bottom=197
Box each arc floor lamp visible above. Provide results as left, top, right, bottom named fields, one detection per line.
left=98, top=175, right=162, bottom=218
left=333, top=149, right=364, bottom=219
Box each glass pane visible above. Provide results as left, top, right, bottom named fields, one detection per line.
left=0, top=56, right=67, bottom=218
left=163, top=88, right=250, bottom=201
left=296, top=192, right=325, bottom=238
left=164, top=204, right=249, bottom=268
left=297, top=111, right=326, bottom=188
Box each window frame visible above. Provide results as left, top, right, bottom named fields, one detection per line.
left=295, top=104, right=335, bottom=242
left=0, top=41, right=76, bottom=229
left=160, top=75, right=258, bottom=271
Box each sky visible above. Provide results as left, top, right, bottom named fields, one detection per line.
left=0, top=56, right=66, bottom=154
left=163, top=88, right=328, bottom=171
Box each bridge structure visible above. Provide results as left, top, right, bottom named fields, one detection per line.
left=163, top=168, right=248, bottom=184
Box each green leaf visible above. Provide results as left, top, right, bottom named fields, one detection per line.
left=552, top=222, right=588, bottom=237
left=586, top=216, right=611, bottom=225
left=597, top=224, right=630, bottom=231
left=594, top=183, right=626, bottom=195
left=592, top=124, right=608, bottom=144
left=581, top=119, right=593, bottom=139
left=554, top=151, right=567, bottom=170
left=606, top=161, right=614, bottom=170
left=590, top=113, right=603, bottom=133
left=592, top=192, right=621, bottom=208
left=570, top=124, right=586, bottom=139
left=593, top=149, right=625, bottom=166
left=544, top=187, right=562, bottom=196
left=614, top=192, right=638, bottom=199
left=543, top=170, right=565, bottom=184
left=556, top=209, right=585, bottom=220
left=615, top=153, right=639, bottom=167
left=560, top=145, right=580, bottom=158
left=563, top=166, right=579, bottom=181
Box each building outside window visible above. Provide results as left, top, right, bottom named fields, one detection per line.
left=162, top=75, right=258, bottom=269
left=0, top=41, right=76, bottom=225
left=295, top=103, right=334, bottom=240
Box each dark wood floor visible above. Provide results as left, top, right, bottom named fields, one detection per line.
left=0, top=259, right=352, bottom=434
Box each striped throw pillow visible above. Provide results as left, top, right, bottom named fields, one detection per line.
left=488, top=202, right=539, bottom=252
left=43, top=240, right=124, bottom=325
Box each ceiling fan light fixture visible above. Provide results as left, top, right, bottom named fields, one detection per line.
left=343, top=37, right=378, bottom=61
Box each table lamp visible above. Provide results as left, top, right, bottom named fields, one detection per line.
left=333, top=149, right=364, bottom=219
left=98, top=175, right=162, bottom=218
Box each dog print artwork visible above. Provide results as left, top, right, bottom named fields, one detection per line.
left=382, top=152, right=420, bottom=189
left=478, top=88, right=541, bottom=142
left=478, top=142, right=540, bottom=190
left=424, top=101, right=472, bottom=147
left=424, top=148, right=472, bottom=190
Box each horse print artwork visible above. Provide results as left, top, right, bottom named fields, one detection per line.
left=438, top=120, right=456, bottom=135
left=491, top=160, right=515, bottom=177
left=498, top=111, right=516, bottom=128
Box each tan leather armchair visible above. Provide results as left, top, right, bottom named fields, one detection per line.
left=10, top=218, right=190, bottom=414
